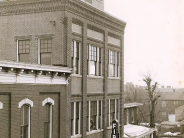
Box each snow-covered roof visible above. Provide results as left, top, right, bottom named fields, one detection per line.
left=124, top=124, right=155, bottom=138
left=124, top=102, right=143, bottom=108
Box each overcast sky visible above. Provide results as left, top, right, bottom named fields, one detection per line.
left=105, top=0, right=184, bottom=88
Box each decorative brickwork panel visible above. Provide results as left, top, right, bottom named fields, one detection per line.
left=87, top=77, right=103, bottom=93
left=87, top=29, right=103, bottom=41
left=108, top=36, right=120, bottom=46
left=108, top=79, right=120, bottom=93
left=72, top=23, right=82, bottom=34
left=71, top=76, right=82, bottom=94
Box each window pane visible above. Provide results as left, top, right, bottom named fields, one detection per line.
left=109, top=64, right=115, bottom=77
left=40, top=53, right=51, bottom=65
left=90, top=101, right=97, bottom=130
left=44, top=122, right=49, bottom=138
left=19, top=54, right=29, bottom=62
left=90, top=61, right=95, bottom=75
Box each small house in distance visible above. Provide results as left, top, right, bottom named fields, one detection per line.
left=124, top=102, right=156, bottom=138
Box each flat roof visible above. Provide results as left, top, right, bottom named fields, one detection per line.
left=124, top=124, right=155, bottom=138
left=124, top=102, right=143, bottom=108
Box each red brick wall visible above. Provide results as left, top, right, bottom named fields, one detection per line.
left=0, top=84, right=67, bottom=138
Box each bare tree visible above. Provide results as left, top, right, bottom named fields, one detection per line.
left=140, top=72, right=160, bottom=128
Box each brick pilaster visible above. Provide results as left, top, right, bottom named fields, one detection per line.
left=82, top=22, right=87, bottom=138
left=120, top=33, right=124, bottom=138
left=65, top=14, right=72, bottom=138
left=103, top=29, right=108, bottom=138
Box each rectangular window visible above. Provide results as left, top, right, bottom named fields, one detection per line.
left=21, top=105, right=29, bottom=138
left=39, top=39, right=52, bottom=65
left=109, top=50, right=120, bottom=77
left=18, top=40, right=30, bottom=62
left=87, top=45, right=102, bottom=76
left=87, top=100, right=102, bottom=132
left=44, top=103, right=52, bottom=138
left=108, top=99, right=119, bottom=127
left=71, top=40, right=80, bottom=74
left=71, top=102, right=81, bottom=136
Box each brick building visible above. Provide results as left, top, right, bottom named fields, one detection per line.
left=0, top=0, right=126, bottom=138
left=156, top=92, right=184, bottom=123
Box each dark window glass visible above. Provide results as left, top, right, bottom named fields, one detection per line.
left=44, top=103, right=51, bottom=138
left=90, top=101, right=97, bottom=130
left=18, top=40, right=30, bottom=62
left=20, top=105, right=29, bottom=138
left=110, top=99, right=115, bottom=126
left=40, top=39, right=52, bottom=65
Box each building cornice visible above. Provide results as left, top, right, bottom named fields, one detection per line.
left=0, top=0, right=126, bottom=33
left=0, top=60, right=72, bottom=85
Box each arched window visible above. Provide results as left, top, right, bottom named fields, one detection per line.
left=19, top=98, right=33, bottom=138
left=0, top=102, right=3, bottom=109
left=42, top=98, right=54, bottom=138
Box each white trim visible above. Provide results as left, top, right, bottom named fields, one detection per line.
left=71, top=102, right=81, bottom=136
left=88, top=45, right=91, bottom=75
left=100, top=100, right=102, bottom=129
left=96, top=100, right=99, bottom=130
left=0, top=102, right=3, bottom=109
left=88, top=101, right=91, bottom=132
left=20, top=102, right=31, bottom=138
left=42, top=97, right=55, bottom=106
left=17, top=40, right=19, bottom=61
left=108, top=99, right=110, bottom=127
left=100, top=48, right=103, bottom=76
left=96, top=47, right=99, bottom=76
left=78, top=42, right=81, bottom=75
left=73, top=102, right=76, bottom=135
left=28, top=105, right=31, bottom=138
left=42, top=98, right=54, bottom=138
left=38, top=39, right=40, bottom=64
left=50, top=104, right=52, bottom=138
left=78, top=102, right=81, bottom=135
left=18, top=98, right=33, bottom=108
left=115, top=99, right=117, bottom=120
left=108, top=50, right=110, bottom=77
left=115, top=51, right=117, bottom=77
left=73, top=41, right=76, bottom=74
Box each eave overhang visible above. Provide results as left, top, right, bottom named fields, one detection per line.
left=0, top=60, right=72, bottom=85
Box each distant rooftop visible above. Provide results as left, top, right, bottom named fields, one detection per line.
left=157, top=92, right=184, bottom=101
left=124, top=102, right=143, bottom=108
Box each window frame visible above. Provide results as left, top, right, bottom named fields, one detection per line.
left=87, top=100, right=102, bottom=132
left=0, top=101, right=3, bottom=109
left=19, top=98, right=33, bottom=138
left=71, top=40, right=81, bottom=75
left=108, top=99, right=119, bottom=127
left=108, top=50, right=120, bottom=77
left=38, top=38, right=52, bottom=65
left=71, top=101, right=81, bottom=136
left=17, top=39, right=30, bottom=62
left=87, top=45, right=102, bottom=76
left=42, top=97, right=54, bottom=138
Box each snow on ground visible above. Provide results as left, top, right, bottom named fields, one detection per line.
left=124, top=124, right=155, bottom=137
left=164, top=132, right=181, bottom=136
